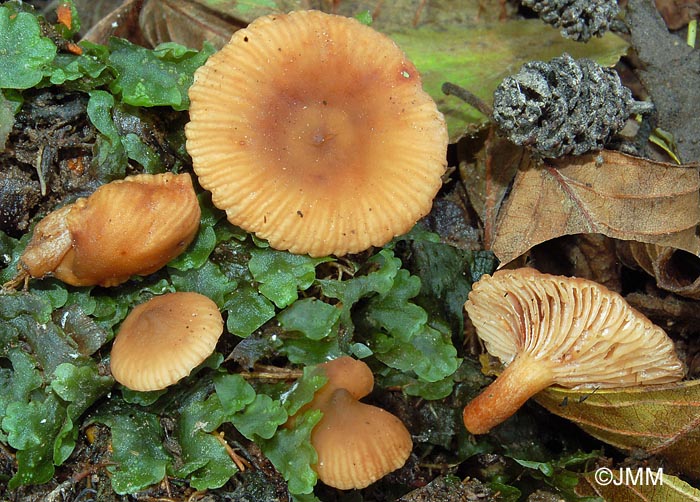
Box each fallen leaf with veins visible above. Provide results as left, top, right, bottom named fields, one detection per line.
left=491, top=150, right=700, bottom=265
left=576, top=469, right=700, bottom=501
left=535, top=381, right=700, bottom=479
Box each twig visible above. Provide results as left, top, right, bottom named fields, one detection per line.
left=239, top=365, right=303, bottom=381
left=441, top=82, right=494, bottom=118
left=211, top=431, right=251, bottom=472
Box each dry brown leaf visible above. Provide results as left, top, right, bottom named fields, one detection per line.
left=534, top=381, right=700, bottom=478
left=491, top=150, right=700, bottom=265
left=139, top=0, right=244, bottom=49
left=617, top=241, right=700, bottom=300
left=459, top=132, right=527, bottom=249
left=81, top=0, right=149, bottom=46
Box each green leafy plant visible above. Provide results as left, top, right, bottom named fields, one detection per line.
left=0, top=2, right=609, bottom=500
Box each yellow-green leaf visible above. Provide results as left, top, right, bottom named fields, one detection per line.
left=534, top=380, right=700, bottom=478
left=576, top=470, right=700, bottom=501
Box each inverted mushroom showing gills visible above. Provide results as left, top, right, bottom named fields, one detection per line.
left=16, top=172, right=200, bottom=287
left=463, top=268, right=685, bottom=434
left=110, top=292, right=224, bottom=391
left=293, top=356, right=413, bottom=490
left=186, top=10, right=448, bottom=257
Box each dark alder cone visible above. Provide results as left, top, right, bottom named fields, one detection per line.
left=522, top=0, right=619, bottom=42
left=492, top=53, right=634, bottom=159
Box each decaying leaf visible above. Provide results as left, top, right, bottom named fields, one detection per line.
left=576, top=470, right=700, bottom=501
left=654, top=0, right=700, bottom=30
left=617, top=241, right=700, bottom=300
left=534, top=381, right=700, bottom=478
left=492, top=150, right=700, bottom=265
left=139, top=0, right=243, bottom=49
left=459, top=132, right=527, bottom=249
left=81, top=0, right=148, bottom=46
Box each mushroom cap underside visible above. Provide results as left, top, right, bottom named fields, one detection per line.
left=465, top=267, right=685, bottom=388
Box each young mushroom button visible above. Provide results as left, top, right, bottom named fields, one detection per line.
left=186, top=10, right=448, bottom=257
left=110, top=292, right=224, bottom=391
left=463, top=268, right=685, bottom=434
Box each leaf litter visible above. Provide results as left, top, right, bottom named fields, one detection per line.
left=2, top=0, right=700, bottom=501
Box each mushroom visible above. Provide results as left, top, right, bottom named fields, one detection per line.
left=295, top=356, right=413, bottom=490
left=16, top=172, right=200, bottom=287
left=463, top=267, right=685, bottom=434
left=110, top=291, right=223, bottom=391
left=186, top=10, right=448, bottom=257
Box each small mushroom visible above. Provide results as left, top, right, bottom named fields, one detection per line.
left=312, top=388, right=413, bottom=490
left=110, top=292, right=223, bottom=391
left=186, top=10, right=448, bottom=257
left=296, top=356, right=413, bottom=490
left=463, top=267, right=685, bottom=434
left=17, top=172, right=200, bottom=287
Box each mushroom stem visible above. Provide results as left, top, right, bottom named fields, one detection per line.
left=463, top=352, right=554, bottom=434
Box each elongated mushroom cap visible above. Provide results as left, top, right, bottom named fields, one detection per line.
left=312, top=388, right=413, bottom=490
left=186, top=10, right=447, bottom=257
left=463, top=268, right=685, bottom=434
left=19, top=172, right=200, bottom=287
left=110, top=292, right=223, bottom=391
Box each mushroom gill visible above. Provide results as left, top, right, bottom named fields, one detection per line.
left=463, top=267, right=685, bottom=434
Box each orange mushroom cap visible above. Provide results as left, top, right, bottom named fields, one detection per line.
left=312, top=388, right=413, bottom=490
left=186, top=10, right=447, bottom=257
left=19, top=172, right=200, bottom=287
left=462, top=268, right=685, bottom=434
left=315, top=354, right=375, bottom=402
left=292, top=356, right=413, bottom=489
left=110, top=292, right=223, bottom=391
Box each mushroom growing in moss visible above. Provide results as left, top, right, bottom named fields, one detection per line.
left=186, top=10, right=448, bottom=257
left=15, top=172, right=200, bottom=288
left=110, top=292, right=223, bottom=391
left=463, top=268, right=685, bottom=434
left=295, top=356, right=413, bottom=490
